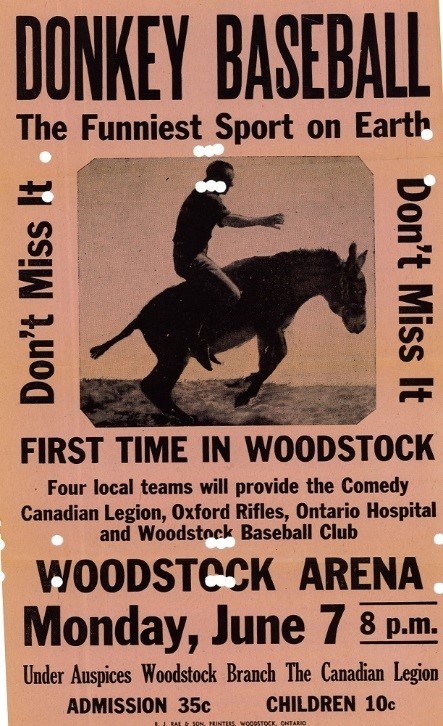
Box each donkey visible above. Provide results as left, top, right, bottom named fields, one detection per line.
left=90, top=243, right=367, bottom=423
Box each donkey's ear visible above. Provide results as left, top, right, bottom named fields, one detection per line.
left=348, top=242, right=357, bottom=261
left=347, top=243, right=367, bottom=271
left=356, top=250, right=368, bottom=269
left=345, top=242, right=357, bottom=271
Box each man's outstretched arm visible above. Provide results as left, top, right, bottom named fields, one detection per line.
left=222, top=213, right=284, bottom=229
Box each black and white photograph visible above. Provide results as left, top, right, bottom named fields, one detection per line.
left=79, top=156, right=375, bottom=426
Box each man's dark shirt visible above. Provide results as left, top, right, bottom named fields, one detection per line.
left=173, top=190, right=230, bottom=262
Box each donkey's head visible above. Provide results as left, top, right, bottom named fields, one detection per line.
left=326, top=243, right=368, bottom=334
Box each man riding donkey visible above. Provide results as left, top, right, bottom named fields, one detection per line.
left=173, top=160, right=284, bottom=371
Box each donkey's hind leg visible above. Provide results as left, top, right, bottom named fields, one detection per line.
left=234, top=328, right=287, bottom=407
left=140, top=349, right=193, bottom=424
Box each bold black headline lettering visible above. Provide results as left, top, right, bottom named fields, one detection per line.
left=16, top=13, right=430, bottom=101
left=19, top=433, right=435, bottom=463
left=16, top=15, right=189, bottom=100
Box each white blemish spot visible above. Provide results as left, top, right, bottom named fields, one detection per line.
left=195, top=179, right=227, bottom=194
left=51, top=576, right=63, bottom=589
left=205, top=535, right=236, bottom=550
left=421, top=129, right=433, bottom=140
left=434, top=582, right=443, bottom=595
left=42, top=190, right=54, bottom=203
left=193, top=143, right=225, bottom=159
left=424, top=174, right=436, bottom=186
left=434, top=533, right=443, bottom=545
left=51, top=535, right=64, bottom=546
left=205, top=574, right=236, bottom=588
left=39, top=151, right=52, bottom=163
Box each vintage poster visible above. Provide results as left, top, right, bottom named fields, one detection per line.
left=0, top=0, right=442, bottom=723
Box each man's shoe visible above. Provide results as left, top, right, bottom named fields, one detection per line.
left=191, top=340, right=213, bottom=371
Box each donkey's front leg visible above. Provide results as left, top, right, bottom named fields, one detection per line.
left=234, top=328, right=287, bottom=407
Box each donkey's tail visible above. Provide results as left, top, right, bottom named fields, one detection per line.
left=90, top=319, right=138, bottom=359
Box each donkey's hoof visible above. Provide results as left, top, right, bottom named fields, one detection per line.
left=171, top=409, right=195, bottom=425
left=140, top=380, right=195, bottom=424
left=234, top=390, right=252, bottom=408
